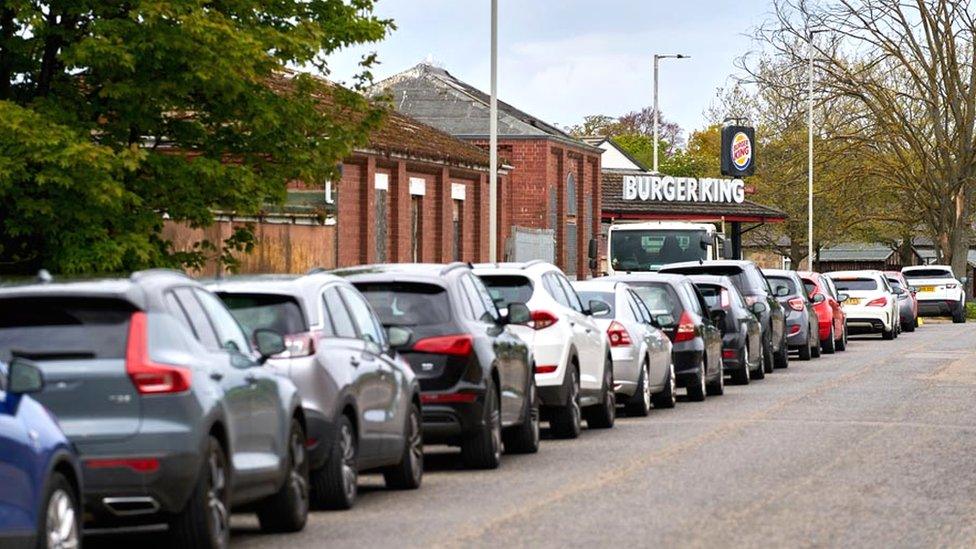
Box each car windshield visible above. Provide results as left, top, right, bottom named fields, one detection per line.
left=610, top=229, right=706, bottom=271
left=220, top=293, right=307, bottom=337
left=576, top=291, right=616, bottom=316
left=904, top=269, right=954, bottom=279
left=832, top=278, right=878, bottom=291
left=479, top=275, right=533, bottom=308
left=767, top=276, right=797, bottom=296
left=0, top=297, right=135, bottom=361
left=356, top=282, right=451, bottom=327
left=627, top=282, right=682, bottom=317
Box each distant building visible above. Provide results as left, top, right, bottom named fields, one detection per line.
left=817, top=242, right=921, bottom=272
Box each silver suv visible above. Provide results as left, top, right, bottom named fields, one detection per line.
left=0, top=271, right=308, bottom=548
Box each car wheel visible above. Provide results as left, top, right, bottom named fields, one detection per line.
left=686, top=357, right=706, bottom=402
left=798, top=339, right=812, bottom=361
left=762, top=337, right=774, bottom=374
left=731, top=344, right=750, bottom=385
left=383, top=402, right=424, bottom=489
left=822, top=325, right=836, bottom=354
left=882, top=325, right=895, bottom=340
left=461, top=377, right=502, bottom=469
left=584, top=355, right=615, bottom=429
left=652, top=361, right=677, bottom=408
left=311, top=414, right=357, bottom=510
left=836, top=325, right=848, bottom=351
left=503, top=377, right=540, bottom=454
left=953, top=303, right=966, bottom=324
left=170, top=436, right=230, bottom=549
left=38, top=473, right=80, bottom=549
left=705, top=356, right=724, bottom=396
left=774, top=341, right=790, bottom=369
left=257, top=419, right=310, bottom=533
left=625, top=359, right=652, bottom=417
left=903, top=316, right=916, bottom=332
left=810, top=330, right=822, bottom=358
left=549, top=366, right=582, bottom=439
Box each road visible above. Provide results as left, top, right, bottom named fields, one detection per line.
left=89, top=322, right=976, bottom=548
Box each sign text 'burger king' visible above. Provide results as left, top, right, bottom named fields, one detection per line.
left=622, top=175, right=745, bottom=204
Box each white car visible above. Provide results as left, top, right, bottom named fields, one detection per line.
left=474, top=261, right=614, bottom=438
left=826, top=270, right=900, bottom=340
left=902, top=265, right=967, bottom=323
left=571, top=280, right=676, bottom=416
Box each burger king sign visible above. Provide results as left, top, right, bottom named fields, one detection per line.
left=721, top=125, right=756, bottom=177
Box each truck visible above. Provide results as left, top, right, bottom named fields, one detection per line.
left=605, top=221, right=732, bottom=275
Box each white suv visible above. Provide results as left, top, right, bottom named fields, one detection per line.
left=474, top=262, right=614, bottom=438
left=826, top=270, right=900, bottom=339
left=902, top=265, right=967, bottom=323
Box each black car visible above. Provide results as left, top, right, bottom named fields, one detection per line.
left=763, top=269, right=821, bottom=361
left=602, top=273, right=724, bottom=401
left=336, top=263, right=538, bottom=469
left=660, top=260, right=789, bottom=373
left=688, top=275, right=764, bottom=383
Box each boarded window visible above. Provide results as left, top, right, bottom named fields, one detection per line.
left=411, top=196, right=421, bottom=262
left=453, top=200, right=463, bottom=261
left=566, top=173, right=577, bottom=215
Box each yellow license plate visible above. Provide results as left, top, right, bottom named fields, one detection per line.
left=919, top=286, right=936, bottom=292
left=846, top=298, right=861, bottom=306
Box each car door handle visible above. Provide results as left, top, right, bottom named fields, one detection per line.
left=245, top=373, right=258, bottom=384
left=350, top=357, right=361, bottom=367
left=210, top=371, right=224, bottom=382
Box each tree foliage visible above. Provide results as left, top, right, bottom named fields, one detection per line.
left=0, top=0, right=393, bottom=274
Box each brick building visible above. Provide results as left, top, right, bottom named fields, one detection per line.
left=373, top=63, right=603, bottom=279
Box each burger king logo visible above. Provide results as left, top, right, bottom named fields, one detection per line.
left=730, top=131, right=752, bottom=171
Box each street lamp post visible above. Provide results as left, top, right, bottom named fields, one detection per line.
left=652, top=53, right=689, bottom=173
left=489, top=0, right=498, bottom=262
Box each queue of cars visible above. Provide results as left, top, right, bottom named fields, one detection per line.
left=0, top=261, right=962, bottom=548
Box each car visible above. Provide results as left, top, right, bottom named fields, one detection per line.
left=826, top=270, right=900, bottom=339
left=688, top=275, right=764, bottom=384
left=0, top=358, right=82, bottom=549
left=884, top=271, right=918, bottom=332
left=337, top=263, right=539, bottom=469
left=473, top=261, right=615, bottom=439
left=572, top=279, right=676, bottom=415
left=901, top=265, right=966, bottom=323
left=797, top=271, right=849, bottom=353
left=211, top=273, right=424, bottom=510
left=0, top=271, right=309, bottom=548
left=659, top=260, right=789, bottom=373
left=763, top=269, right=821, bottom=361
left=602, top=273, right=724, bottom=400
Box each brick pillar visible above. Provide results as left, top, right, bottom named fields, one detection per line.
left=362, top=156, right=377, bottom=264
left=592, top=156, right=602, bottom=276
left=440, top=167, right=453, bottom=262
left=555, top=147, right=567, bottom=272
left=477, top=172, right=488, bottom=262
left=394, top=161, right=410, bottom=262
left=576, top=156, right=586, bottom=279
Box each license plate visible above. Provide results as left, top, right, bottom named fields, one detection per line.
left=919, top=286, right=936, bottom=292
left=846, top=298, right=861, bottom=306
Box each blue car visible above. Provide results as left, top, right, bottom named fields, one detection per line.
left=0, top=358, right=82, bottom=549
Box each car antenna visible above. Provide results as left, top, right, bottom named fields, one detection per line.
left=36, top=269, right=53, bottom=284
left=699, top=259, right=704, bottom=265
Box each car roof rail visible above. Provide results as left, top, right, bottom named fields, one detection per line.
left=130, top=268, right=191, bottom=282
left=306, top=267, right=328, bottom=275
left=439, top=262, right=470, bottom=276
left=521, top=259, right=547, bottom=269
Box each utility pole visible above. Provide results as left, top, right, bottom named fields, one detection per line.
left=652, top=53, right=689, bottom=173
left=488, top=0, right=498, bottom=262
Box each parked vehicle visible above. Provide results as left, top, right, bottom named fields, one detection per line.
left=659, top=260, right=789, bottom=373
left=0, top=271, right=309, bottom=548
left=763, top=269, right=821, bottom=361
left=606, top=221, right=729, bottom=274
left=688, top=275, right=763, bottom=384
left=211, top=273, right=424, bottom=510
left=337, top=263, right=538, bottom=469
left=602, top=273, right=724, bottom=399
left=884, top=271, right=918, bottom=332
left=797, top=271, right=849, bottom=353
left=902, top=265, right=967, bottom=324
left=572, top=279, right=676, bottom=415
left=473, top=261, right=615, bottom=439
left=826, top=270, right=900, bottom=339
left=0, top=358, right=82, bottom=549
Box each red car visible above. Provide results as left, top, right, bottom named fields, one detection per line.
left=798, top=271, right=848, bottom=353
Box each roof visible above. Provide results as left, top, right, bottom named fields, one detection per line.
left=598, top=273, right=689, bottom=285
left=818, top=243, right=894, bottom=262
left=571, top=279, right=623, bottom=292
left=600, top=170, right=788, bottom=223
left=372, top=63, right=601, bottom=153
left=332, top=262, right=470, bottom=280
left=823, top=270, right=885, bottom=279
left=686, top=274, right=735, bottom=287
left=472, top=260, right=556, bottom=274
left=581, top=137, right=650, bottom=172
left=208, top=272, right=344, bottom=295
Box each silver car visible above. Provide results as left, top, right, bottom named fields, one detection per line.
left=572, top=280, right=675, bottom=416
left=211, top=272, right=423, bottom=511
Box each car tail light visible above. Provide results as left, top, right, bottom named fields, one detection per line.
left=607, top=320, right=633, bottom=347
left=721, top=289, right=731, bottom=309
left=535, top=364, right=558, bottom=374
left=126, top=312, right=191, bottom=395
left=945, top=283, right=958, bottom=289
left=722, top=349, right=737, bottom=359
left=280, top=331, right=319, bottom=358
left=412, top=334, right=473, bottom=357
left=529, top=310, right=559, bottom=330
left=787, top=297, right=805, bottom=312
left=866, top=297, right=888, bottom=307
left=743, top=295, right=759, bottom=306
left=85, top=458, right=160, bottom=473
left=674, top=311, right=697, bottom=343
left=421, top=392, right=478, bottom=404
left=789, top=324, right=801, bottom=335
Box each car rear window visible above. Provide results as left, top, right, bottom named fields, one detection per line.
left=831, top=278, right=878, bottom=291
left=355, top=282, right=451, bottom=327
left=663, top=265, right=766, bottom=295
left=767, top=276, right=797, bottom=296
left=479, top=275, right=534, bottom=308
left=219, top=293, right=308, bottom=337
left=0, top=297, right=136, bottom=361
left=576, top=291, right=616, bottom=316
left=627, top=283, right=681, bottom=317
left=904, top=269, right=954, bottom=279
left=886, top=278, right=903, bottom=290
left=696, top=284, right=727, bottom=309
left=801, top=279, right=817, bottom=297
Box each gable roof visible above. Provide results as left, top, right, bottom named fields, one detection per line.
left=372, top=63, right=600, bottom=152
left=818, top=242, right=895, bottom=262
left=581, top=136, right=650, bottom=172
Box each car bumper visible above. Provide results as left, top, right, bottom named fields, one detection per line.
left=419, top=389, right=487, bottom=444
left=302, top=408, right=335, bottom=471
left=721, top=335, right=748, bottom=372
left=917, top=298, right=963, bottom=316
left=610, top=346, right=641, bottom=397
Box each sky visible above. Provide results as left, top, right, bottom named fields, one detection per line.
left=324, top=0, right=775, bottom=141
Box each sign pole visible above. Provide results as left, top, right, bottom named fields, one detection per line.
left=488, top=0, right=498, bottom=262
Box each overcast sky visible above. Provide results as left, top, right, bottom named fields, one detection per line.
left=325, top=0, right=774, bottom=140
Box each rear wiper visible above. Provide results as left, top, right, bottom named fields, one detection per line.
left=11, top=349, right=97, bottom=360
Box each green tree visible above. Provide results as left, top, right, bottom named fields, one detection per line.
left=0, top=0, right=393, bottom=274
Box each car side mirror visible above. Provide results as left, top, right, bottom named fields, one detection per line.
left=655, top=314, right=676, bottom=328
left=961, top=277, right=969, bottom=285
left=838, top=293, right=850, bottom=303
left=774, top=286, right=790, bottom=297
left=588, top=299, right=611, bottom=317
left=709, top=308, right=727, bottom=325
left=386, top=326, right=413, bottom=348
left=699, top=234, right=710, bottom=251
left=811, top=293, right=826, bottom=304
left=750, top=302, right=767, bottom=314
left=253, top=329, right=286, bottom=362
left=588, top=238, right=598, bottom=260
left=892, top=287, right=905, bottom=295
left=506, top=302, right=532, bottom=325
left=7, top=358, right=44, bottom=395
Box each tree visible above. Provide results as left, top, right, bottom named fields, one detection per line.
left=568, top=107, right=683, bottom=154
left=0, top=1, right=393, bottom=274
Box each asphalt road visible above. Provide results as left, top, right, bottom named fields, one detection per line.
left=89, top=321, right=976, bottom=548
